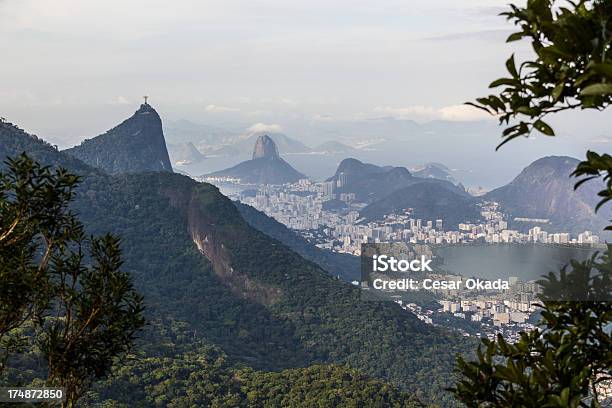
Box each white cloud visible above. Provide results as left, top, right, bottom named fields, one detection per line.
left=373, top=104, right=491, bottom=122
left=438, top=104, right=491, bottom=121
left=246, top=123, right=283, bottom=134
left=245, top=110, right=271, bottom=117
left=205, top=104, right=239, bottom=113
left=588, top=137, right=610, bottom=144
left=374, top=105, right=436, bottom=118
left=0, top=0, right=545, bottom=141
left=279, top=98, right=299, bottom=106
left=312, top=114, right=335, bottom=122
left=110, top=95, right=130, bottom=105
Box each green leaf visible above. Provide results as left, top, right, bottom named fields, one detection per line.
left=533, top=119, right=555, bottom=136
left=560, top=387, right=569, bottom=406
left=489, top=78, right=517, bottom=88
left=516, top=106, right=537, bottom=116
left=590, top=63, right=612, bottom=79
left=552, top=83, right=564, bottom=101
left=506, top=54, right=518, bottom=78
left=487, top=95, right=507, bottom=111
left=506, top=31, right=525, bottom=42
left=581, top=83, right=612, bottom=96
left=540, top=45, right=571, bottom=59
left=465, top=101, right=494, bottom=114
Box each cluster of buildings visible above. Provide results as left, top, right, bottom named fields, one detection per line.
left=234, top=179, right=601, bottom=256
left=241, top=179, right=358, bottom=230
left=526, top=226, right=600, bottom=244
left=395, top=277, right=541, bottom=342
left=399, top=300, right=537, bottom=343
left=215, top=177, right=602, bottom=342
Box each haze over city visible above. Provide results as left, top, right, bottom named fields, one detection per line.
left=1, top=0, right=610, bottom=187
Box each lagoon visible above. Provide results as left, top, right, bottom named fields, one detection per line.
left=435, top=244, right=597, bottom=282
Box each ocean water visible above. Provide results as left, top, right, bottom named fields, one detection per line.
left=435, top=244, right=598, bottom=281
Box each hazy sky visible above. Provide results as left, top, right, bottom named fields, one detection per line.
left=0, top=0, right=610, bottom=149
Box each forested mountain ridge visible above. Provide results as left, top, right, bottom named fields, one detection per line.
left=0, top=119, right=472, bottom=405
left=0, top=119, right=93, bottom=174
left=235, top=201, right=360, bottom=281
left=360, top=182, right=481, bottom=229
left=143, top=172, right=470, bottom=401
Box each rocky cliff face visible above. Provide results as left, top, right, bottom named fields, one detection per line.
left=157, top=181, right=268, bottom=302
left=64, top=103, right=173, bottom=174
left=252, top=135, right=280, bottom=160
left=161, top=182, right=282, bottom=306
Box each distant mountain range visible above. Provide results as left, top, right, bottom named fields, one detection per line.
left=411, top=162, right=460, bottom=186
left=164, top=119, right=237, bottom=147
left=162, top=117, right=606, bottom=188
left=327, top=156, right=609, bottom=235
left=324, top=159, right=478, bottom=228
left=311, top=141, right=357, bottom=154
left=212, top=132, right=311, bottom=156
left=56, top=105, right=607, bottom=235
left=327, top=158, right=468, bottom=203
left=167, top=141, right=206, bottom=165
left=165, top=119, right=358, bottom=157
left=64, top=103, right=173, bottom=174
left=485, top=156, right=611, bottom=234
left=206, top=135, right=306, bottom=184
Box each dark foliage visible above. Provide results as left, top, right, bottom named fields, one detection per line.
left=0, top=154, right=145, bottom=406
left=236, top=201, right=360, bottom=281
left=452, top=249, right=611, bottom=407
left=454, top=2, right=612, bottom=407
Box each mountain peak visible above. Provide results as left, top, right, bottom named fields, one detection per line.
left=63, top=104, right=173, bottom=174
left=207, top=134, right=306, bottom=184
left=332, top=158, right=391, bottom=179
left=485, top=155, right=609, bottom=234
left=525, top=155, right=579, bottom=170
left=136, top=102, right=156, bottom=114
left=252, top=135, right=280, bottom=160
